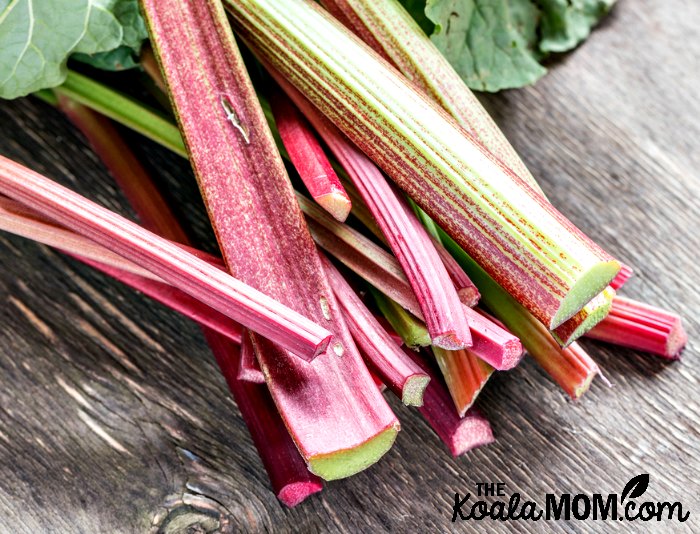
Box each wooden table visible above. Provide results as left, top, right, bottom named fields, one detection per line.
left=0, top=0, right=697, bottom=531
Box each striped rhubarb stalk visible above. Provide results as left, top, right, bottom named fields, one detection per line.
left=142, top=0, right=398, bottom=479
left=224, top=0, right=621, bottom=330
left=432, top=347, right=494, bottom=417
left=406, top=349, right=494, bottom=456
left=270, top=88, right=351, bottom=221
left=270, top=70, right=472, bottom=350
left=0, top=156, right=329, bottom=358
left=323, top=255, right=430, bottom=406
left=299, top=194, right=522, bottom=369
left=318, top=0, right=626, bottom=341
left=586, top=297, right=687, bottom=359
left=346, top=181, right=480, bottom=307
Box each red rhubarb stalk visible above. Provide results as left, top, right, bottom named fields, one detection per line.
left=551, top=288, right=615, bottom=347
left=270, top=89, right=351, bottom=221
left=209, top=335, right=323, bottom=506
left=610, top=264, right=634, bottom=290
left=344, top=180, right=480, bottom=307
left=322, top=255, right=430, bottom=406
left=406, top=349, right=494, bottom=456
left=299, top=194, right=522, bottom=369
left=238, top=332, right=266, bottom=383
left=0, top=156, right=328, bottom=358
left=270, top=71, right=472, bottom=350
left=432, top=347, right=494, bottom=417
left=142, top=0, right=398, bottom=479
left=586, top=296, right=687, bottom=359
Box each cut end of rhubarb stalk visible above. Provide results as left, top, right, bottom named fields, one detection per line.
left=277, top=480, right=324, bottom=508
left=666, top=320, right=688, bottom=360
left=499, top=338, right=526, bottom=371
left=572, top=366, right=598, bottom=400
left=552, top=289, right=614, bottom=347
left=458, top=286, right=481, bottom=308
left=551, top=260, right=621, bottom=329
left=431, top=331, right=472, bottom=351
left=308, top=423, right=399, bottom=481
left=450, top=410, right=495, bottom=457
left=402, top=374, right=430, bottom=407
left=315, top=191, right=352, bottom=222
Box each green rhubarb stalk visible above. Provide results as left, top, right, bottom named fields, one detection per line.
left=432, top=346, right=494, bottom=417
left=141, top=0, right=398, bottom=480
left=371, top=288, right=430, bottom=349
left=55, top=70, right=187, bottom=157
left=224, top=0, right=621, bottom=330
left=323, top=0, right=620, bottom=341
left=438, top=228, right=600, bottom=398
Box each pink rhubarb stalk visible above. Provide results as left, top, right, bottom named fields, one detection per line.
left=432, top=347, right=494, bottom=417
left=238, top=332, right=266, bottom=383
left=299, top=194, right=522, bottom=369
left=271, top=71, right=472, bottom=350
left=0, top=195, right=245, bottom=344
left=210, top=335, right=323, bottom=507
left=406, top=349, right=494, bottom=456
left=322, top=255, right=430, bottom=406
left=610, top=263, right=634, bottom=290
left=270, top=88, right=351, bottom=221
left=343, top=179, right=480, bottom=307
left=0, top=156, right=328, bottom=358
left=586, top=296, right=687, bottom=359
left=142, top=0, right=398, bottom=480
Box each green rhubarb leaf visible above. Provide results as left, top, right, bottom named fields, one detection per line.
left=72, top=0, right=148, bottom=70
left=423, top=0, right=546, bottom=92
left=536, top=0, right=615, bottom=53
left=0, top=0, right=146, bottom=98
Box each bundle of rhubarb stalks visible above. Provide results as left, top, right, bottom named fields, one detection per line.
left=0, top=0, right=686, bottom=507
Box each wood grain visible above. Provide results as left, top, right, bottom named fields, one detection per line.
left=0, top=0, right=698, bottom=532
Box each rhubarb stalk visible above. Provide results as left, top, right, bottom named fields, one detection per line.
left=320, top=0, right=625, bottom=341
left=323, top=256, right=430, bottom=406
left=0, top=156, right=329, bottom=358
left=432, top=347, right=494, bottom=417
left=142, top=0, right=398, bottom=479
left=407, top=349, right=494, bottom=456
left=270, top=89, right=351, bottom=221
left=586, top=297, right=687, bottom=359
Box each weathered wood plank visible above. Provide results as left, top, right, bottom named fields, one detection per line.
left=0, top=0, right=698, bottom=531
